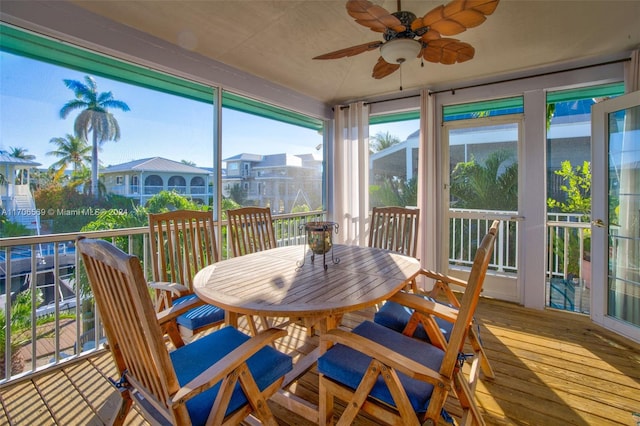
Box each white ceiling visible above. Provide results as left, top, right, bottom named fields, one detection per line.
left=38, top=1, right=640, bottom=104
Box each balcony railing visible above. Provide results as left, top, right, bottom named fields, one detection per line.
left=0, top=208, right=589, bottom=383
left=448, top=209, right=520, bottom=274
left=546, top=213, right=591, bottom=313
left=0, top=210, right=325, bottom=383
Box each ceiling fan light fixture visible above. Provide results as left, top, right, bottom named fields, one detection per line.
left=380, top=38, right=422, bottom=64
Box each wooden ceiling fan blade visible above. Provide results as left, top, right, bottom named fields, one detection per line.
left=465, top=0, right=500, bottom=15
left=415, top=0, right=499, bottom=36
left=372, top=57, right=400, bottom=79
left=418, top=30, right=442, bottom=43
left=313, top=41, right=383, bottom=60
left=347, top=0, right=405, bottom=33
left=422, top=38, right=475, bottom=64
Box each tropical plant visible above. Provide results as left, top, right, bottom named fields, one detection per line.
left=547, top=160, right=591, bottom=219
left=370, top=131, right=401, bottom=153
left=370, top=176, right=417, bottom=208
left=7, top=146, right=36, bottom=184
left=145, top=190, right=204, bottom=213
left=450, top=150, right=518, bottom=211
left=46, top=133, right=92, bottom=180
left=0, top=216, right=32, bottom=237
left=60, top=76, right=130, bottom=199
left=228, top=184, right=248, bottom=206
left=547, top=160, right=592, bottom=276
left=0, top=290, right=65, bottom=377
left=69, top=166, right=106, bottom=196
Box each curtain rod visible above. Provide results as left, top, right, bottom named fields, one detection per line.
left=428, top=57, right=630, bottom=96
left=339, top=57, right=631, bottom=108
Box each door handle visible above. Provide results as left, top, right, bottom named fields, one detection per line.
left=592, top=219, right=606, bottom=228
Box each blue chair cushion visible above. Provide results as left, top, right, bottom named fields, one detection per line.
left=171, top=326, right=293, bottom=426
left=374, top=294, right=453, bottom=342
left=173, top=294, right=225, bottom=331
left=317, top=320, right=445, bottom=415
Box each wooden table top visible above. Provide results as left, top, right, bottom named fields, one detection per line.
left=193, top=244, right=420, bottom=319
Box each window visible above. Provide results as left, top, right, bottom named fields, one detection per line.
left=369, top=112, right=420, bottom=209
left=1, top=23, right=325, bottom=234
left=221, top=92, right=324, bottom=214
left=1, top=23, right=215, bottom=233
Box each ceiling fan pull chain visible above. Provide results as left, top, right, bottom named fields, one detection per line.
left=399, top=66, right=403, bottom=91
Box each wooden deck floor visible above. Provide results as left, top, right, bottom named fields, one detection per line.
left=1, top=298, right=639, bottom=425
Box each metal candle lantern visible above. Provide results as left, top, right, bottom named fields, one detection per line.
left=298, top=221, right=339, bottom=270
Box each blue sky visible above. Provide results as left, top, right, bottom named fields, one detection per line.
left=0, top=51, right=417, bottom=170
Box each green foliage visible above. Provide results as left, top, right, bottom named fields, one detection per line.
left=144, top=190, right=205, bottom=213
left=450, top=150, right=518, bottom=210
left=228, top=185, right=247, bottom=206
left=370, top=177, right=417, bottom=208
left=34, top=185, right=136, bottom=233
left=60, top=75, right=130, bottom=199
left=547, top=160, right=592, bottom=277
left=547, top=160, right=591, bottom=219
left=46, top=133, right=91, bottom=179
left=370, top=131, right=401, bottom=153
left=0, top=289, right=66, bottom=376
left=0, top=216, right=33, bottom=237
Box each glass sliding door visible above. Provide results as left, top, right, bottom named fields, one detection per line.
left=592, top=90, right=640, bottom=343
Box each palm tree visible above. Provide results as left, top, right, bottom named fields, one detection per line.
left=8, top=146, right=36, bottom=184
left=450, top=150, right=518, bottom=211
left=8, top=146, right=35, bottom=161
left=60, top=76, right=130, bottom=199
left=370, top=131, right=401, bottom=153
left=46, top=133, right=92, bottom=180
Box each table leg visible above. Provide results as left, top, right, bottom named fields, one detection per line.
left=225, top=311, right=239, bottom=328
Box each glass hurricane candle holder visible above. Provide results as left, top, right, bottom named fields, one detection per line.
left=297, top=221, right=339, bottom=270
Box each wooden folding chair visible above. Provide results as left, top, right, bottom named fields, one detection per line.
left=148, top=210, right=223, bottom=347
left=77, top=237, right=292, bottom=426
left=368, top=206, right=419, bottom=257
left=227, top=206, right=277, bottom=257
left=374, top=221, right=499, bottom=382
left=226, top=206, right=276, bottom=333
left=317, top=221, right=499, bottom=426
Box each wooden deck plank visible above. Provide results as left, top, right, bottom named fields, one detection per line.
left=1, top=298, right=639, bottom=426
left=34, top=368, right=102, bottom=425
left=0, top=379, right=55, bottom=425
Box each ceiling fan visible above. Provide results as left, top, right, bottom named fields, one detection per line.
left=313, top=0, right=500, bottom=80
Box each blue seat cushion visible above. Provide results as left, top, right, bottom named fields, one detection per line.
left=374, top=294, right=453, bottom=342
left=173, top=294, right=225, bottom=330
left=171, top=326, right=293, bottom=425
left=317, top=320, right=445, bottom=415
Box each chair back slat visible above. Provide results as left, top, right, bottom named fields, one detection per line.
left=440, top=220, right=499, bottom=376
left=369, top=207, right=419, bottom=257
left=227, top=207, right=277, bottom=257
left=77, top=237, right=181, bottom=422
left=149, top=210, right=218, bottom=291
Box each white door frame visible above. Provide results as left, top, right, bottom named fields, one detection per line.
left=591, top=90, right=640, bottom=343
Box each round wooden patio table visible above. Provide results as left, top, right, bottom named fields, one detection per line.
left=193, top=243, right=420, bottom=423
left=193, top=244, right=420, bottom=329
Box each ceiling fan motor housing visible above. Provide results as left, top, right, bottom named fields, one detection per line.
left=384, top=11, right=418, bottom=41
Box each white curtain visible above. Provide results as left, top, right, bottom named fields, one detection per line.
left=416, top=89, right=439, bottom=290
left=333, top=102, right=369, bottom=246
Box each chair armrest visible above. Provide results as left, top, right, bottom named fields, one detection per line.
left=388, top=291, right=458, bottom=323
left=149, top=281, right=191, bottom=298
left=415, top=269, right=468, bottom=289
left=170, top=328, right=288, bottom=405
left=156, top=297, right=205, bottom=326
left=321, top=328, right=450, bottom=390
